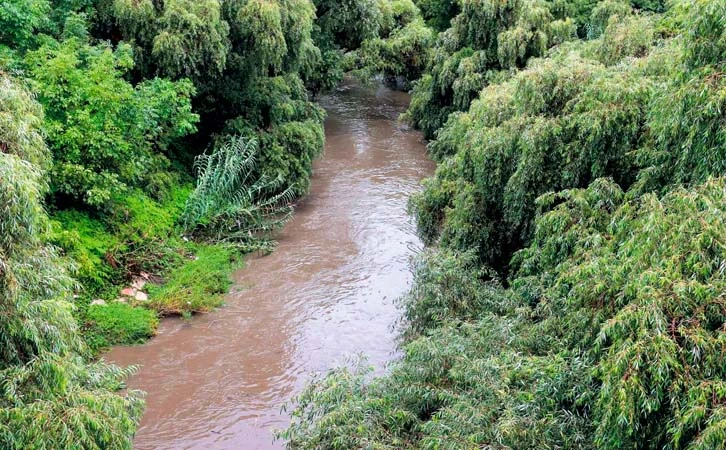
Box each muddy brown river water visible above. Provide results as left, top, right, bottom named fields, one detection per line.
left=106, top=82, right=434, bottom=449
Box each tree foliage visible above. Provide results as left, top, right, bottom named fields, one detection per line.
left=404, top=0, right=667, bottom=138
left=411, top=22, right=661, bottom=271
left=0, top=0, right=50, bottom=48
left=111, top=0, right=230, bottom=80
left=105, top=0, right=327, bottom=198
left=25, top=37, right=198, bottom=207
left=350, top=16, right=435, bottom=86
left=634, top=0, right=726, bottom=193
left=286, top=176, right=726, bottom=450
left=415, top=0, right=458, bottom=31
left=0, top=74, right=142, bottom=450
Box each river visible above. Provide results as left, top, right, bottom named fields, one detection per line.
left=106, top=82, right=434, bottom=449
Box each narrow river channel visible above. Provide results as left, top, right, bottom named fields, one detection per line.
left=106, top=82, right=434, bottom=449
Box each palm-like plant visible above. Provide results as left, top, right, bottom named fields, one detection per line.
left=182, top=136, right=295, bottom=247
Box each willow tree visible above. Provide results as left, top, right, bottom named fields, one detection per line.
left=348, top=0, right=436, bottom=86
left=0, top=74, right=142, bottom=449
left=112, top=0, right=230, bottom=81
left=411, top=0, right=724, bottom=273
left=314, top=0, right=382, bottom=50
left=403, top=0, right=563, bottom=138
left=411, top=8, right=663, bottom=271
left=404, top=0, right=668, bottom=138
left=218, top=0, right=325, bottom=195
left=634, top=0, right=726, bottom=193
left=106, top=0, right=325, bottom=195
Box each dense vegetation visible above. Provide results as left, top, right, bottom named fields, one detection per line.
left=0, top=73, right=143, bottom=449
left=283, top=0, right=726, bottom=449
left=2, top=0, right=724, bottom=447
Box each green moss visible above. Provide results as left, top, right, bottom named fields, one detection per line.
left=83, top=302, right=159, bottom=352
left=112, top=185, right=190, bottom=240
left=82, top=302, right=159, bottom=352
left=146, top=243, right=242, bottom=315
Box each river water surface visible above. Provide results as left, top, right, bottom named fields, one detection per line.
left=106, top=83, right=434, bottom=449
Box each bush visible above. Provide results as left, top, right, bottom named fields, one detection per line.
left=182, top=136, right=296, bottom=247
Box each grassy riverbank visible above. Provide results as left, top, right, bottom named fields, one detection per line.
left=49, top=186, right=244, bottom=354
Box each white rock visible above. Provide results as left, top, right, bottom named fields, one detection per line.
left=131, top=278, right=147, bottom=290
left=90, top=299, right=107, bottom=306
left=135, top=291, right=149, bottom=301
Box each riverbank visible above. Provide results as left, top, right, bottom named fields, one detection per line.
left=51, top=187, right=246, bottom=354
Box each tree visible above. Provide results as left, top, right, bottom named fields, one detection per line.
left=0, top=73, right=142, bottom=450
left=25, top=38, right=198, bottom=207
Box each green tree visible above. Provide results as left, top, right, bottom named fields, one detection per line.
left=283, top=2, right=726, bottom=449
left=0, top=0, right=50, bottom=48
left=25, top=38, right=198, bottom=207
left=112, top=0, right=230, bottom=81
left=350, top=7, right=435, bottom=86
left=634, top=0, right=726, bottom=193
left=0, top=73, right=142, bottom=450
left=411, top=29, right=659, bottom=271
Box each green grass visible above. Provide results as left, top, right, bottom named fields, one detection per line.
left=83, top=302, right=159, bottom=353
left=146, top=243, right=243, bottom=315
left=50, top=209, right=125, bottom=295
left=51, top=186, right=243, bottom=351
left=113, top=185, right=190, bottom=241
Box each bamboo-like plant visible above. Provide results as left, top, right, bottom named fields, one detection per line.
left=182, top=135, right=295, bottom=248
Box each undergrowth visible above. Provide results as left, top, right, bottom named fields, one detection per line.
left=146, top=243, right=242, bottom=315
left=51, top=184, right=244, bottom=353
